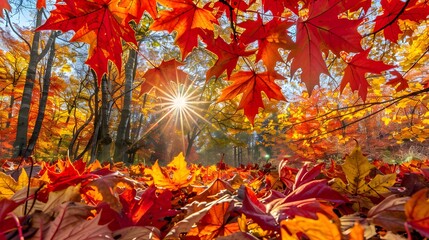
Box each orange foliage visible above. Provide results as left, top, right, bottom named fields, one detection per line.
left=0, top=149, right=428, bottom=239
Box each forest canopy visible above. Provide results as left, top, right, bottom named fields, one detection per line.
left=0, top=0, right=429, bottom=163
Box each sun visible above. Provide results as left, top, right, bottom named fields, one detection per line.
left=172, top=95, right=188, bottom=110
left=158, top=81, right=204, bottom=129
left=141, top=80, right=211, bottom=153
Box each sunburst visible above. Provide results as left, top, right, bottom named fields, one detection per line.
left=142, top=79, right=211, bottom=153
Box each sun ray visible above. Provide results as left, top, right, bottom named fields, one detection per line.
left=143, top=79, right=213, bottom=154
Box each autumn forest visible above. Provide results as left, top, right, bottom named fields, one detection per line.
left=1, top=0, right=429, bottom=239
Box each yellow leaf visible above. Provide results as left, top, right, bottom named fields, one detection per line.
left=0, top=169, right=29, bottom=199
left=238, top=214, right=269, bottom=238
left=382, top=117, right=392, bottom=125
left=280, top=213, right=341, bottom=240
left=168, top=152, right=192, bottom=185
left=359, top=173, right=397, bottom=197
left=333, top=147, right=396, bottom=198
left=151, top=153, right=195, bottom=190
left=341, top=146, right=374, bottom=195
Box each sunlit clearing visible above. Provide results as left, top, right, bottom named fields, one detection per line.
left=141, top=80, right=212, bottom=153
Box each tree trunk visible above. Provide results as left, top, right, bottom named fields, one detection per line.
left=13, top=10, right=56, bottom=157
left=96, top=76, right=112, bottom=163
left=6, top=87, right=15, bottom=128
left=25, top=35, right=57, bottom=157
left=89, top=74, right=101, bottom=164
left=114, top=49, right=137, bottom=163
left=185, top=124, right=201, bottom=158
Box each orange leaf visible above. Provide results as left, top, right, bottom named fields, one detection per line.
left=280, top=213, right=341, bottom=240
left=192, top=178, right=235, bottom=202
left=187, top=200, right=239, bottom=240
left=205, top=36, right=254, bottom=80
left=349, top=222, right=364, bottom=240
left=140, top=59, right=187, bottom=94
left=240, top=16, right=294, bottom=72
left=405, top=188, right=429, bottom=237
left=38, top=0, right=138, bottom=83
left=0, top=0, right=11, bottom=18
left=218, top=70, right=285, bottom=124
left=150, top=0, right=217, bottom=58
left=36, top=0, right=46, bottom=9
left=340, top=49, right=393, bottom=101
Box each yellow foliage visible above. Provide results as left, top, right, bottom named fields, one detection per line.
left=0, top=169, right=29, bottom=199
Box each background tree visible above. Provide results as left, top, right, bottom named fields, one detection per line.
left=1, top=0, right=429, bottom=164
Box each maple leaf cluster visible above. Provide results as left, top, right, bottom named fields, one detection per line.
left=1, top=146, right=429, bottom=239
left=0, top=0, right=424, bottom=122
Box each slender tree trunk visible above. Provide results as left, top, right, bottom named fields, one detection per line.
left=25, top=36, right=56, bottom=157
left=13, top=10, right=56, bottom=157
left=185, top=125, right=201, bottom=158
left=89, top=74, right=101, bottom=164
left=95, top=76, right=112, bottom=163
left=114, top=49, right=137, bottom=163
left=6, top=88, right=15, bottom=128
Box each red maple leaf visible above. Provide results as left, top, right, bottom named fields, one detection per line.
left=150, top=0, right=217, bottom=59
left=373, top=0, right=429, bottom=42
left=340, top=49, right=394, bottom=101
left=288, top=0, right=363, bottom=93
left=298, top=0, right=372, bottom=14
left=176, top=28, right=204, bottom=60
left=140, top=59, right=188, bottom=94
left=119, top=185, right=179, bottom=229
left=38, top=0, right=139, bottom=84
left=262, top=0, right=300, bottom=15
left=213, top=0, right=256, bottom=31
left=218, top=70, right=285, bottom=124
left=239, top=179, right=347, bottom=231
left=121, top=0, right=157, bottom=18
left=215, top=0, right=252, bottom=14
left=387, top=70, right=409, bottom=92
left=239, top=186, right=278, bottom=231
left=0, top=0, right=11, bottom=18
left=36, top=0, right=46, bottom=9
left=205, top=35, right=255, bottom=79
left=239, top=17, right=295, bottom=72
left=342, top=0, right=372, bottom=12
left=288, top=23, right=330, bottom=93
